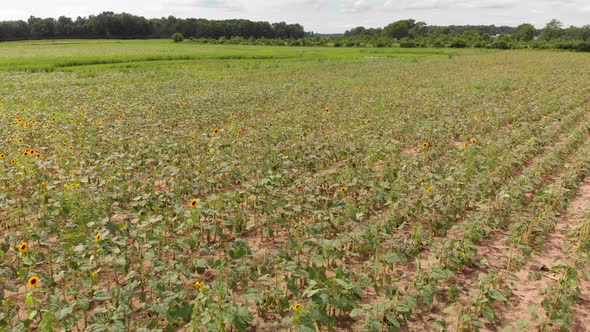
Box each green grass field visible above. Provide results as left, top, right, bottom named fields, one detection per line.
left=0, top=39, right=460, bottom=72
left=1, top=40, right=590, bottom=331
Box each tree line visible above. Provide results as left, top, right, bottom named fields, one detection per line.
left=0, top=12, right=588, bottom=52
left=0, top=12, right=305, bottom=41
left=339, top=19, right=590, bottom=51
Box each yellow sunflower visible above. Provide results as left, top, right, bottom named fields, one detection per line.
left=190, top=198, right=200, bottom=208
left=28, top=276, right=40, bottom=288
left=19, top=241, right=28, bottom=253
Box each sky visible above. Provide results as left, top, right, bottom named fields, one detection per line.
left=0, top=0, right=589, bottom=33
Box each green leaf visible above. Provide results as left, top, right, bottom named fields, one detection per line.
left=487, top=289, right=508, bottom=303
left=430, top=266, right=452, bottom=281
left=481, top=305, right=496, bottom=322
left=28, top=310, right=38, bottom=320
left=93, top=289, right=112, bottom=301
left=349, top=308, right=363, bottom=318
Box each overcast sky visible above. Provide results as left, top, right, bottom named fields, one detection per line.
left=1, top=0, right=589, bottom=33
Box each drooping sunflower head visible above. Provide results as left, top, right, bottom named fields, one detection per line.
left=19, top=241, right=28, bottom=253
left=426, top=186, right=433, bottom=193
left=28, top=276, right=40, bottom=288
left=195, top=281, right=204, bottom=291
left=95, top=232, right=101, bottom=243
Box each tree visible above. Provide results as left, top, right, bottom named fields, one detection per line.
left=383, top=19, right=416, bottom=39
left=541, top=19, right=563, bottom=40
left=171, top=32, right=184, bottom=42
left=30, top=18, right=56, bottom=38
left=409, top=21, right=427, bottom=38
left=513, top=23, right=536, bottom=41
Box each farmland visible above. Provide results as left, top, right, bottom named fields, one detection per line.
left=1, top=40, right=590, bottom=331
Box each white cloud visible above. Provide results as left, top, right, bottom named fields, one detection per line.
left=167, top=0, right=243, bottom=11
left=341, top=0, right=373, bottom=13
left=0, top=0, right=587, bottom=33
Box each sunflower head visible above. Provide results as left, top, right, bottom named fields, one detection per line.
left=18, top=138, right=23, bottom=144
left=470, top=138, right=477, bottom=144
left=422, top=141, right=430, bottom=149
left=19, top=241, right=28, bottom=253
left=293, top=303, right=302, bottom=312
left=426, top=186, right=433, bottom=193
left=213, top=128, right=219, bottom=134
left=325, top=108, right=330, bottom=113
left=95, top=232, right=101, bottom=243
left=237, top=129, right=244, bottom=135
left=340, top=187, right=347, bottom=193
left=0, top=153, right=5, bottom=159
left=28, top=276, right=40, bottom=288
left=195, top=281, right=204, bottom=291
left=190, top=198, right=199, bottom=208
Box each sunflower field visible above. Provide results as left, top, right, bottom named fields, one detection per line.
left=1, top=40, right=590, bottom=331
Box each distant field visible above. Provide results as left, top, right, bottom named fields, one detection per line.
left=0, top=39, right=460, bottom=72
left=1, top=40, right=590, bottom=331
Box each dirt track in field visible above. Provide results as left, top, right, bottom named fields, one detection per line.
left=499, top=177, right=590, bottom=331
